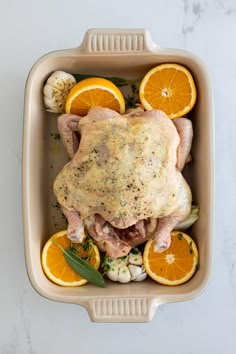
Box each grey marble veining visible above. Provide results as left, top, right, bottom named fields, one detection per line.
left=182, top=0, right=207, bottom=35
left=217, top=0, right=236, bottom=14
left=0, top=0, right=236, bottom=353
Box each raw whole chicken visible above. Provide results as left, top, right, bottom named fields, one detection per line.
left=53, top=107, right=193, bottom=257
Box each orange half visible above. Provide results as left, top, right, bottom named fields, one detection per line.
left=65, top=77, right=125, bottom=116
left=143, top=231, right=199, bottom=286
left=41, top=230, right=100, bottom=286
left=139, top=63, right=197, bottom=119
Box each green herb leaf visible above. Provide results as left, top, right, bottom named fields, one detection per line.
left=196, top=262, right=200, bottom=271
left=102, top=263, right=111, bottom=273
left=120, top=255, right=128, bottom=260
left=177, top=233, right=183, bottom=240
left=70, top=246, right=77, bottom=254
left=64, top=250, right=105, bottom=287
left=52, top=238, right=105, bottom=288
left=125, top=92, right=140, bottom=109
left=54, top=133, right=60, bottom=140
left=131, top=83, right=138, bottom=94
left=101, top=256, right=113, bottom=274
left=130, top=248, right=140, bottom=255
left=189, top=241, right=193, bottom=254
left=83, top=242, right=92, bottom=252
left=72, top=73, right=138, bottom=87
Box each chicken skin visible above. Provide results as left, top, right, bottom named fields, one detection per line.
left=54, top=107, right=193, bottom=257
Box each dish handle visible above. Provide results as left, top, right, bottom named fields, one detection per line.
left=79, top=28, right=159, bottom=54
left=82, top=296, right=160, bottom=323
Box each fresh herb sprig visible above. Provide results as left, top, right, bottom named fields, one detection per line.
left=125, top=83, right=140, bottom=108
left=177, top=233, right=200, bottom=271
left=101, top=256, right=112, bottom=274
left=177, top=233, right=183, bottom=240
left=72, top=73, right=138, bottom=87
left=52, top=238, right=105, bottom=288
left=70, top=236, right=93, bottom=261
left=130, top=247, right=140, bottom=255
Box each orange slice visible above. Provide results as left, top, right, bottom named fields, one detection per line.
left=65, top=77, right=125, bottom=116
left=41, top=230, right=100, bottom=286
left=139, top=63, right=197, bottom=119
left=143, top=231, right=199, bottom=286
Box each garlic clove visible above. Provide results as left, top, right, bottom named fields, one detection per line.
left=110, top=257, right=128, bottom=268
left=64, top=79, right=77, bottom=91
left=107, top=266, right=119, bottom=282
left=135, top=271, right=147, bottom=282
left=55, top=94, right=65, bottom=103
left=43, top=84, right=54, bottom=99
left=47, top=71, right=66, bottom=90
left=48, top=71, right=76, bottom=90
left=118, top=265, right=131, bottom=283
left=117, top=256, right=128, bottom=266
left=128, top=252, right=143, bottom=266
left=128, top=264, right=143, bottom=280
left=43, top=84, right=62, bottom=99
left=44, top=97, right=62, bottom=113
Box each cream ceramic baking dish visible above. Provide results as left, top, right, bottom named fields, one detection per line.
left=23, top=28, right=214, bottom=322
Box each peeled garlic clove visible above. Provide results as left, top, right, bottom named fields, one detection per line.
left=107, top=266, right=119, bottom=282
left=128, top=264, right=143, bottom=280
left=118, top=265, right=131, bottom=283
left=128, top=252, right=143, bottom=266
left=135, top=271, right=147, bottom=282
left=116, top=256, right=128, bottom=267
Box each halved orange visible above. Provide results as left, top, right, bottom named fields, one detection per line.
left=41, top=230, right=100, bottom=286
left=65, top=77, right=125, bottom=116
left=143, top=231, right=199, bottom=286
left=139, top=63, right=197, bottom=119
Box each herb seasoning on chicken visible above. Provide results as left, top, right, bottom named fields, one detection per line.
left=53, top=107, right=193, bottom=258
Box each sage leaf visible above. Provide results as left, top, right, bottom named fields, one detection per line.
left=52, top=238, right=105, bottom=288
left=72, top=73, right=138, bottom=87
left=64, top=250, right=105, bottom=288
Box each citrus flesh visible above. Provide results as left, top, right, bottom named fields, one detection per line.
left=65, top=77, right=125, bottom=116
left=139, top=63, right=197, bottom=119
left=143, top=231, right=199, bottom=285
left=41, top=230, right=100, bottom=286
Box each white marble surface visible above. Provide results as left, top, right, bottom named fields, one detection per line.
left=0, top=0, right=235, bottom=353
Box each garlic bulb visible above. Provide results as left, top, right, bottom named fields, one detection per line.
left=103, top=249, right=147, bottom=283
left=43, top=71, right=76, bottom=113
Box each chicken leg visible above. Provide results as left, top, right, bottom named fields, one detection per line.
left=58, top=114, right=81, bottom=159
left=153, top=118, right=193, bottom=252
left=172, top=118, right=193, bottom=171
left=61, top=206, right=85, bottom=243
